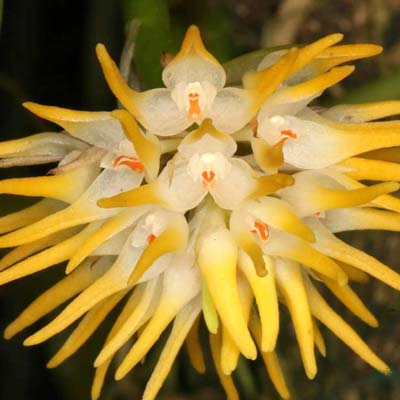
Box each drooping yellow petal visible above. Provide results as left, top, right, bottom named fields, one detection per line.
left=67, top=207, right=146, bottom=273
left=202, top=280, right=219, bottom=334
left=94, top=278, right=160, bottom=367
left=4, top=257, right=111, bottom=339
left=313, top=319, right=326, bottom=357
left=197, top=228, right=257, bottom=360
left=239, top=252, right=279, bottom=352
left=338, top=157, right=400, bottom=182
left=128, top=216, right=189, bottom=285
left=249, top=314, right=290, bottom=399
left=221, top=275, right=253, bottom=375
left=111, top=109, right=160, bottom=182
left=322, top=99, right=400, bottom=123
left=0, top=199, right=63, bottom=235
left=361, top=146, right=400, bottom=163
left=91, top=285, right=146, bottom=400
left=0, top=227, right=79, bottom=271
left=209, top=331, right=240, bottom=400
left=185, top=315, right=206, bottom=373
left=338, top=262, right=370, bottom=284
left=0, top=163, right=99, bottom=203
left=142, top=300, right=201, bottom=400
left=275, top=259, right=317, bottom=379
left=24, top=255, right=130, bottom=346
left=321, top=276, right=378, bottom=327
left=306, top=279, right=390, bottom=375
left=47, top=290, right=127, bottom=368
left=0, top=222, right=101, bottom=285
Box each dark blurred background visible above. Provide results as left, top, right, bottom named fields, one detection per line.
left=0, top=0, right=399, bottom=399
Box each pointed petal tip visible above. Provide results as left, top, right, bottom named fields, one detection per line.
left=3, top=326, right=14, bottom=340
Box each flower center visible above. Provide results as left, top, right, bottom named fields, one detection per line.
left=187, top=152, right=232, bottom=190
left=113, top=155, right=144, bottom=173
left=130, top=212, right=167, bottom=248
left=261, top=115, right=299, bottom=147
left=185, top=82, right=204, bottom=120
left=251, top=220, right=270, bottom=241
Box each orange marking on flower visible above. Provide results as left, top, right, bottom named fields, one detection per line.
left=188, top=92, right=201, bottom=120
left=147, top=234, right=156, bottom=244
left=273, top=129, right=298, bottom=147
left=113, top=155, right=144, bottom=173
left=201, top=170, right=216, bottom=189
left=251, top=220, right=270, bottom=241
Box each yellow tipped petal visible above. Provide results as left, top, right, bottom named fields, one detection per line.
left=307, top=280, right=390, bottom=375
left=202, top=281, right=219, bottom=334
left=185, top=316, right=206, bottom=374
left=67, top=208, right=145, bottom=273
left=249, top=315, right=290, bottom=400
left=91, top=285, right=145, bottom=400
left=115, top=299, right=179, bottom=380
left=339, top=157, right=400, bottom=182
left=4, top=258, right=109, bottom=339
left=0, top=227, right=78, bottom=271
left=239, top=252, right=279, bottom=352
left=96, top=44, right=139, bottom=118
left=221, top=276, right=253, bottom=375
left=0, top=223, right=101, bottom=285
left=209, top=331, right=240, bottom=400
left=111, top=109, right=160, bottom=182
left=0, top=164, right=98, bottom=203
left=0, top=199, right=63, bottom=235
left=197, top=228, right=257, bottom=360
left=275, top=260, right=317, bottom=379
left=313, top=320, right=326, bottom=357
left=97, top=181, right=167, bottom=209
left=322, top=99, right=400, bottom=123
left=362, top=146, right=400, bottom=163
left=47, top=291, right=126, bottom=368
left=142, top=300, right=201, bottom=400
left=94, top=278, right=160, bottom=367
left=128, top=217, right=188, bottom=285
left=321, top=277, right=378, bottom=327
left=338, top=263, right=370, bottom=284
left=250, top=173, right=294, bottom=200
left=24, top=261, right=127, bottom=346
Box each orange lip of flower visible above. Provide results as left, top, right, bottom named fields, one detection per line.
left=112, top=155, right=144, bottom=173
left=251, top=220, right=270, bottom=241
left=273, top=129, right=298, bottom=147
left=188, top=92, right=201, bottom=120
left=147, top=233, right=156, bottom=244
left=201, top=170, right=216, bottom=189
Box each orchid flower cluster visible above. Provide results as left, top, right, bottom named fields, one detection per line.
left=1, top=25, right=400, bottom=399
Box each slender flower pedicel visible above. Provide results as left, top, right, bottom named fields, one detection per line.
left=1, top=25, right=400, bottom=399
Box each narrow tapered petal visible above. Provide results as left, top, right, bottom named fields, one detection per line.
left=47, top=291, right=127, bottom=368
left=209, top=331, right=240, bottom=400
left=142, top=299, right=201, bottom=400
left=306, top=280, right=390, bottom=374
left=275, top=259, right=317, bottom=379
left=4, top=257, right=111, bottom=339
left=185, top=315, right=206, bottom=373
left=197, top=228, right=257, bottom=360
left=239, top=252, right=279, bottom=352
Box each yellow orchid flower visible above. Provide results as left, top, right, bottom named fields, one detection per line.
left=0, top=25, right=399, bottom=400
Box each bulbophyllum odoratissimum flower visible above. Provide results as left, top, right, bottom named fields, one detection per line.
left=0, top=24, right=400, bottom=399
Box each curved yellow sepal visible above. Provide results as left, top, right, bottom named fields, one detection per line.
left=307, top=280, right=390, bottom=375
left=313, top=320, right=326, bottom=357
left=185, top=316, right=206, bottom=373
left=202, top=281, right=219, bottom=334
left=111, top=109, right=160, bottom=182
left=251, top=137, right=284, bottom=173
left=250, top=173, right=294, bottom=200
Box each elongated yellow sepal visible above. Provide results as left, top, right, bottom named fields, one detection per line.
left=313, top=320, right=326, bottom=357
left=250, top=173, right=294, bottom=200
left=307, top=280, right=390, bottom=375
left=197, top=228, right=257, bottom=360
left=202, top=281, right=219, bottom=334
left=276, top=260, right=317, bottom=379
left=185, top=316, right=206, bottom=373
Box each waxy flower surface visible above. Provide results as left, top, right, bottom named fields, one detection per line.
left=1, top=25, right=399, bottom=399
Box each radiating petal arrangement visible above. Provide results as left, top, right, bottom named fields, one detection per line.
left=1, top=25, right=399, bottom=399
